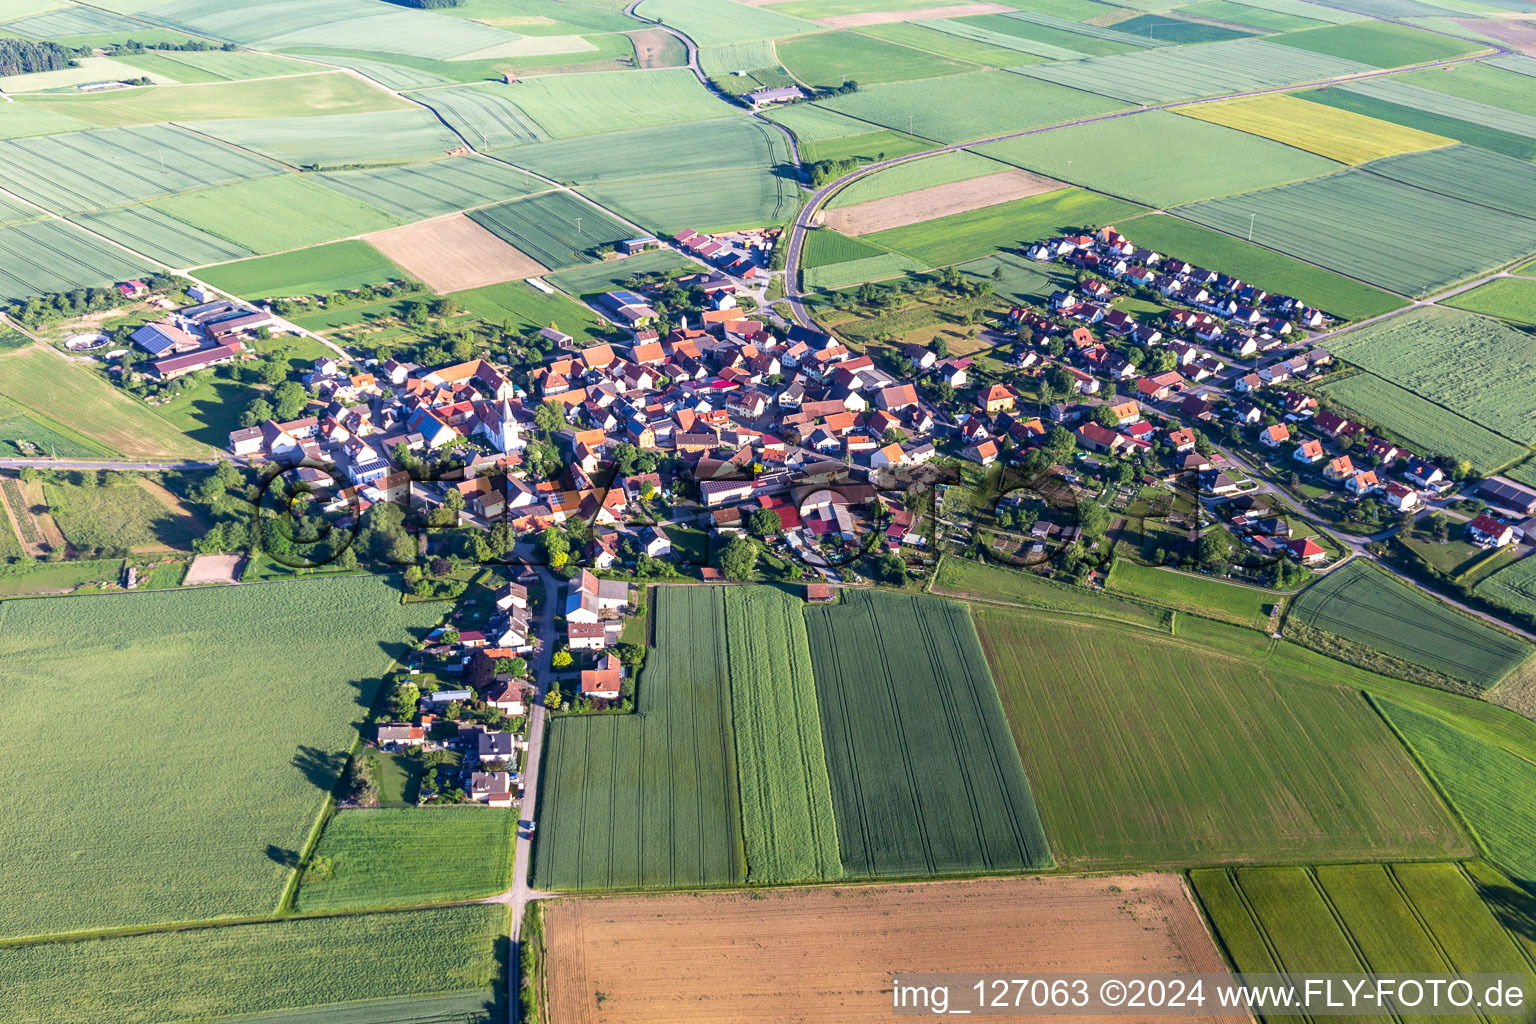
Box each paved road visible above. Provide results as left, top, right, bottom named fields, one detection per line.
left=0, top=458, right=237, bottom=471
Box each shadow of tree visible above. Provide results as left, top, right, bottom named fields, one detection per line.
left=1473, top=871, right=1536, bottom=944
left=292, top=745, right=347, bottom=792
left=266, top=844, right=301, bottom=870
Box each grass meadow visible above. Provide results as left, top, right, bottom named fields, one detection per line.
left=1445, top=276, right=1536, bottom=327
left=44, top=475, right=205, bottom=555
left=1105, top=559, right=1279, bottom=630
left=0, top=577, right=442, bottom=940
left=0, top=905, right=506, bottom=1024
left=1289, top=561, right=1532, bottom=689
left=975, top=604, right=1469, bottom=868
left=806, top=590, right=1052, bottom=878
left=198, top=240, right=413, bottom=299
left=933, top=556, right=1173, bottom=632
left=296, top=808, right=516, bottom=911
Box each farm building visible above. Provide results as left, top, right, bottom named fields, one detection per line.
left=746, top=86, right=804, bottom=106
left=148, top=340, right=244, bottom=381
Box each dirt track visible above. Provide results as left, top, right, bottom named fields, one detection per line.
left=542, top=874, right=1244, bottom=1024
left=365, top=214, right=547, bottom=293
left=824, top=169, right=1066, bottom=235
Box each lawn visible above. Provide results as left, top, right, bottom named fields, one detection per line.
left=1106, top=558, right=1280, bottom=630
left=1320, top=373, right=1529, bottom=476
left=44, top=475, right=205, bottom=555
left=723, top=587, right=842, bottom=884
left=150, top=174, right=399, bottom=255
left=450, top=280, right=609, bottom=343
left=777, top=29, right=976, bottom=89
left=197, top=240, right=414, bottom=300
left=806, top=589, right=1052, bottom=878
left=932, top=555, right=1173, bottom=631
left=1325, top=306, right=1536, bottom=445
left=975, top=109, right=1340, bottom=208
left=866, top=188, right=1145, bottom=267
left=1380, top=699, right=1536, bottom=887
left=975, top=604, right=1469, bottom=868
left=0, top=577, right=443, bottom=940
left=1131, top=211, right=1408, bottom=320
left=532, top=585, right=746, bottom=890
left=1288, top=560, right=1532, bottom=689
left=0, top=345, right=206, bottom=458
left=1177, top=91, right=1452, bottom=164
left=1445, top=276, right=1536, bottom=327
left=0, top=904, right=506, bottom=1024
left=296, top=808, right=516, bottom=911
left=1270, top=20, right=1484, bottom=67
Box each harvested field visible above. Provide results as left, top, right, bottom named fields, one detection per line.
left=824, top=169, right=1064, bottom=235
left=542, top=874, right=1243, bottom=1024
left=183, top=553, right=244, bottom=586
left=819, top=3, right=1014, bottom=27
left=365, top=214, right=547, bottom=293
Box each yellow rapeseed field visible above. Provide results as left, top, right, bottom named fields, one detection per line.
left=1177, top=92, right=1454, bottom=164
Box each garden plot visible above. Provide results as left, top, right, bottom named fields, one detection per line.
left=366, top=214, right=547, bottom=293
left=182, top=109, right=462, bottom=169
left=824, top=168, right=1065, bottom=234
left=975, top=108, right=1340, bottom=208
left=1290, top=560, right=1532, bottom=688
left=1177, top=91, right=1453, bottom=163
left=1175, top=171, right=1536, bottom=295
left=543, top=875, right=1240, bottom=1024
left=0, top=220, right=158, bottom=302
left=468, top=191, right=636, bottom=270
left=1324, top=306, right=1536, bottom=444
left=1362, top=144, right=1536, bottom=221
left=1019, top=37, right=1373, bottom=104
left=319, top=157, right=547, bottom=221
left=814, top=70, right=1129, bottom=144
left=1321, top=373, right=1528, bottom=475
left=0, top=124, right=278, bottom=214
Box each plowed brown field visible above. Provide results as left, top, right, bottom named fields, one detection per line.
left=365, top=213, right=546, bottom=293
left=540, top=874, right=1244, bottom=1024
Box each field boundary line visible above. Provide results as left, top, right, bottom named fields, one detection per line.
left=1363, top=694, right=1485, bottom=860
left=931, top=583, right=1176, bottom=633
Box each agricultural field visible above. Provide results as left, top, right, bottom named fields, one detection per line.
left=0, top=394, right=110, bottom=459
left=634, top=0, right=824, bottom=47
left=1181, top=0, right=1344, bottom=30
left=0, top=101, right=90, bottom=141
left=854, top=20, right=1052, bottom=68
left=367, top=215, right=546, bottom=293
left=318, top=158, right=548, bottom=221
left=412, top=83, right=551, bottom=150
left=1177, top=92, right=1452, bottom=163
left=543, top=248, right=694, bottom=300
left=0, top=55, right=174, bottom=93
left=44, top=475, right=205, bottom=555
left=1476, top=557, right=1536, bottom=620
left=540, top=875, right=1237, bottom=1024
left=970, top=10, right=1163, bottom=55
left=0, top=346, right=204, bottom=458
left=865, top=187, right=1144, bottom=267
left=801, top=228, right=889, bottom=269
left=0, top=577, right=442, bottom=940
left=1337, top=76, right=1536, bottom=142
left=1300, top=84, right=1536, bottom=162
left=932, top=555, right=1175, bottom=631
left=1380, top=699, right=1536, bottom=886
left=1192, top=863, right=1534, bottom=982
left=1363, top=144, right=1536, bottom=221
left=1325, top=306, right=1536, bottom=444
left=805, top=589, right=1051, bottom=878
left=1175, top=171, right=1536, bottom=295
left=975, top=109, right=1340, bottom=208
left=975, top=604, right=1469, bottom=867
left=450, top=280, right=608, bottom=343
left=1445, top=276, right=1536, bottom=327
left=1115, top=213, right=1406, bottom=320
left=814, top=70, right=1129, bottom=145
left=296, top=808, right=516, bottom=911
left=824, top=149, right=1005, bottom=209
left=500, top=117, right=792, bottom=187
left=1288, top=560, right=1532, bottom=689
left=468, top=191, right=636, bottom=271
left=721, top=587, right=841, bottom=884
left=1113, top=12, right=1257, bottom=42
left=1105, top=559, right=1279, bottom=630
left=198, top=240, right=413, bottom=300
left=182, top=109, right=462, bottom=169
left=0, top=124, right=278, bottom=215
left=594, top=166, right=801, bottom=234
left=0, top=904, right=506, bottom=1024
left=150, top=175, right=398, bottom=255
left=15, top=72, right=405, bottom=130
left=531, top=585, right=746, bottom=891
left=802, top=251, right=927, bottom=290
left=1271, top=19, right=1485, bottom=66
left=824, top=169, right=1064, bottom=235
left=1321, top=373, right=1528, bottom=475
left=117, top=49, right=313, bottom=82
left=777, top=29, right=976, bottom=87
left=74, top=205, right=254, bottom=268
left=0, top=219, right=160, bottom=302
left=1020, top=37, right=1373, bottom=105
left=1395, top=58, right=1536, bottom=117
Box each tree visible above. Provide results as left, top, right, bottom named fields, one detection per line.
left=1091, top=404, right=1119, bottom=429
left=544, top=689, right=562, bottom=709
left=534, top=400, right=565, bottom=434
left=615, top=642, right=646, bottom=668
left=928, top=336, right=948, bottom=358
left=387, top=681, right=420, bottom=719
left=256, top=357, right=287, bottom=386
left=239, top=398, right=273, bottom=428
left=1076, top=500, right=1111, bottom=542
left=1043, top=425, right=1076, bottom=465
left=748, top=506, right=782, bottom=539
left=1429, top=511, right=1450, bottom=543
left=495, top=656, right=528, bottom=678
left=552, top=650, right=573, bottom=670
left=720, top=535, right=757, bottom=580
left=443, top=488, right=465, bottom=514
left=440, top=626, right=460, bottom=645
left=540, top=526, right=569, bottom=568
left=1198, top=530, right=1232, bottom=571
left=867, top=551, right=906, bottom=585
left=272, top=380, right=307, bottom=421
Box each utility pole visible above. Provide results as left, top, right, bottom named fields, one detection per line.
left=1248, top=213, right=1255, bottom=242
left=575, top=216, right=583, bottom=237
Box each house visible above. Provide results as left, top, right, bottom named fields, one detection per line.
left=376, top=723, right=423, bottom=750
left=228, top=425, right=264, bottom=456
left=568, top=620, right=610, bottom=651
left=1259, top=423, right=1290, bottom=448
left=1107, top=399, right=1140, bottom=425
left=870, top=441, right=905, bottom=470
left=1468, top=513, right=1515, bottom=548
left=1200, top=469, right=1238, bottom=496
left=981, top=384, right=1016, bottom=415
left=1075, top=422, right=1124, bottom=455
left=1314, top=409, right=1356, bottom=437
left=1345, top=469, right=1379, bottom=496
left=1405, top=460, right=1444, bottom=489
left=565, top=569, right=629, bottom=624
left=580, top=652, right=624, bottom=700
left=1166, top=428, right=1196, bottom=452
left=495, top=582, right=528, bottom=614
left=963, top=438, right=999, bottom=466
left=470, top=771, right=514, bottom=806
left=1323, top=456, right=1355, bottom=483
left=1294, top=439, right=1324, bottom=464
left=1286, top=537, right=1327, bottom=564
left=805, top=583, right=833, bottom=603
left=1382, top=481, right=1420, bottom=511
